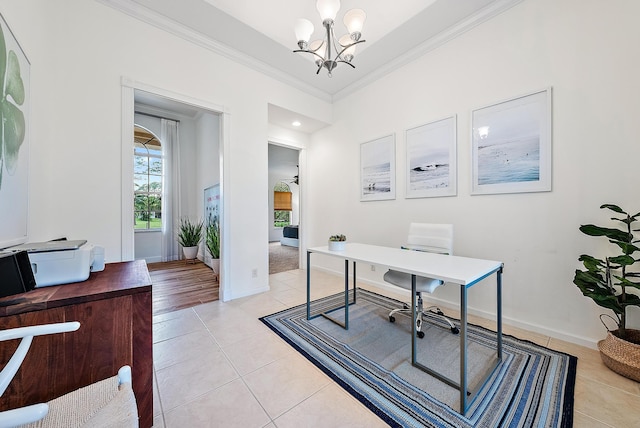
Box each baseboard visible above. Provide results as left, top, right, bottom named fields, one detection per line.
left=309, top=266, right=599, bottom=350
left=228, top=285, right=270, bottom=300
left=280, top=237, right=299, bottom=247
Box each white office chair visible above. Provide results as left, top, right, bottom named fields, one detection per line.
left=0, top=322, right=138, bottom=428
left=384, top=223, right=459, bottom=338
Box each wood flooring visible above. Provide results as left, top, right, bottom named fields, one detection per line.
left=148, top=260, right=219, bottom=315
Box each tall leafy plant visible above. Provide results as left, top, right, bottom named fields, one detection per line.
left=573, top=204, right=640, bottom=343
left=206, top=217, right=220, bottom=259
left=177, top=217, right=203, bottom=247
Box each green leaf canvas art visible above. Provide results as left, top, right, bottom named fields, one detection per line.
left=0, top=21, right=26, bottom=188
left=0, top=13, right=30, bottom=249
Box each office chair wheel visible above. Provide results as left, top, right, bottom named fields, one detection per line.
left=417, top=331, right=425, bottom=339
left=402, top=303, right=410, bottom=310
left=435, top=309, right=444, bottom=316
left=389, top=315, right=396, bottom=323
left=451, top=326, right=460, bottom=334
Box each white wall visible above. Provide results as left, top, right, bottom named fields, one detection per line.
left=307, top=0, right=640, bottom=348
left=0, top=0, right=331, bottom=301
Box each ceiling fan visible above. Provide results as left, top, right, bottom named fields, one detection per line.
left=280, top=165, right=299, bottom=185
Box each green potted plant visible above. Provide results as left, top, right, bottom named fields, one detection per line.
left=177, top=217, right=203, bottom=261
left=205, top=216, right=220, bottom=274
left=573, top=204, right=640, bottom=381
left=328, top=234, right=347, bottom=251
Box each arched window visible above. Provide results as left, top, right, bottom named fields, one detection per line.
left=274, top=181, right=291, bottom=228
left=134, top=125, right=162, bottom=230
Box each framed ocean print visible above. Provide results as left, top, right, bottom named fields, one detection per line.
left=0, top=13, right=30, bottom=248
left=405, top=116, right=457, bottom=198
left=360, top=134, right=395, bottom=201
left=471, top=88, right=552, bottom=195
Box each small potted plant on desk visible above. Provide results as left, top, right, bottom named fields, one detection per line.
left=205, top=216, right=220, bottom=278
left=178, top=217, right=203, bottom=263
left=573, top=204, right=640, bottom=381
left=328, top=234, right=347, bottom=251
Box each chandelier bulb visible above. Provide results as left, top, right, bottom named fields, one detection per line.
left=293, top=2, right=365, bottom=77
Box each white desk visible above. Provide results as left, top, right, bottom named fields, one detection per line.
left=306, top=243, right=504, bottom=414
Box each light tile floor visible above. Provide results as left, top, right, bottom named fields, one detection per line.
left=151, top=269, right=640, bottom=427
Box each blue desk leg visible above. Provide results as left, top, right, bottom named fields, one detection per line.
left=411, top=274, right=417, bottom=365
left=353, top=261, right=357, bottom=304
left=460, top=284, right=468, bottom=414
left=497, top=266, right=503, bottom=360
left=306, top=250, right=311, bottom=320
left=344, top=259, right=349, bottom=330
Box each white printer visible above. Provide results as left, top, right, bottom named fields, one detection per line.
left=4, top=240, right=105, bottom=287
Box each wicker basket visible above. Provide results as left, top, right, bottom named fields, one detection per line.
left=597, top=329, right=640, bottom=382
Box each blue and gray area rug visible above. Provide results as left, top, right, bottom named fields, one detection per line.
left=260, top=289, right=576, bottom=428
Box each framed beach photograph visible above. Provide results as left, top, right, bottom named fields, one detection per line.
left=360, top=134, right=395, bottom=201
left=406, top=116, right=456, bottom=198
left=471, top=88, right=552, bottom=195
left=0, top=14, right=30, bottom=248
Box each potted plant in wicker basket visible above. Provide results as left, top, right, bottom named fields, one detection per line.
left=573, top=204, right=640, bottom=381
left=178, top=217, right=203, bottom=262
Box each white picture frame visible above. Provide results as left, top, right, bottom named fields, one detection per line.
left=406, top=116, right=457, bottom=198
left=0, top=14, right=30, bottom=249
left=471, top=88, right=552, bottom=195
left=360, top=134, right=395, bottom=201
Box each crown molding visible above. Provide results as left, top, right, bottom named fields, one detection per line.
left=96, top=0, right=332, bottom=103
left=332, top=0, right=525, bottom=101
left=100, top=0, right=523, bottom=104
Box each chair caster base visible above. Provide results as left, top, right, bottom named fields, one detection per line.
left=417, top=331, right=425, bottom=339
left=389, top=315, right=396, bottom=323
left=451, top=326, right=460, bottom=334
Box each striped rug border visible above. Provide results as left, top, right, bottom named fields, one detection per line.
left=260, top=288, right=577, bottom=428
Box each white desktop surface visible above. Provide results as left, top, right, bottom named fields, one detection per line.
left=307, top=242, right=504, bottom=414
left=308, top=243, right=502, bottom=286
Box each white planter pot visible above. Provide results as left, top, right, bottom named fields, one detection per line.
left=328, top=241, right=346, bottom=251
left=210, top=258, right=220, bottom=274
left=183, top=246, right=198, bottom=260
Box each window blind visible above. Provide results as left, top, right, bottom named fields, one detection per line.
left=274, top=191, right=292, bottom=211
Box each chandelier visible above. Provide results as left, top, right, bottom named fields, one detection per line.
left=293, top=0, right=366, bottom=77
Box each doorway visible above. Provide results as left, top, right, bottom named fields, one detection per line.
left=132, top=95, right=220, bottom=265
left=121, top=79, right=231, bottom=301
left=268, top=144, right=300, bottom=274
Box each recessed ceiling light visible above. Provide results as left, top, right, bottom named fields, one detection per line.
left=292, top=121, right=301, bottom=127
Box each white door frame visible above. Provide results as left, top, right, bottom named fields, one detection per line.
left=121, top=77, right=232, bottom=301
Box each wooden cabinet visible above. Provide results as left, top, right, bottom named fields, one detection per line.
left=0, top=261, right=153, bottom=428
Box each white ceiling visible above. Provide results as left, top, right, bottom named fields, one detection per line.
left=268, top=144, right=300, bottom=182
left=203, top=0, right=437, bottom=59
left=268, top=104, right=329, bottom=134
left=101, top=0, right=523, bottom=102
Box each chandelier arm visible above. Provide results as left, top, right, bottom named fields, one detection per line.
left=293, top=49, right=328, bottom=63
left=334, top=39, right=366, bottom=61
left=335, top=60, right=356, bottom=69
